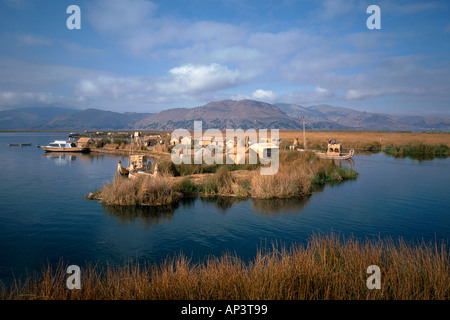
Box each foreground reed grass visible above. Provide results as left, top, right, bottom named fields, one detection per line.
left=2, top=234, right=448, bottom=300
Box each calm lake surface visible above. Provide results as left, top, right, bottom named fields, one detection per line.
left=0, top=132, right=449, bottom=284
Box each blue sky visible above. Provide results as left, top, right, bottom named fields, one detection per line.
left=0, top=0, right=449, bottom=117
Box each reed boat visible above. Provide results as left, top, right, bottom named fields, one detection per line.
left=117, top=160, right=130, bottom=176
left=294, top=117, right=354, bottom=160
left=41, top=140, right=88, bottom=153
left=315, top=142, right=355, bottom=160
left=117, top=155, right=153, bottom=177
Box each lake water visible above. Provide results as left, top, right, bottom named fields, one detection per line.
left=0, top=132, right=449, bottom=285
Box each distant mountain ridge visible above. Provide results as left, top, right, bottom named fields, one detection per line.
left=134, top=100, right=302, bottom=130
left=34, top=108, right=153, bottom=130
left=0, top=100, right=449, bottom=131
left=0, top=106, right=78, bottom=130
left=275, top=103, right=450, bottom=131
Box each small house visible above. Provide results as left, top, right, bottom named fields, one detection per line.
left=143, top=135, right=160, bottom=146
left=129, top=155, right=150, bottom=171
left=77, top=137, right=92, bottom=148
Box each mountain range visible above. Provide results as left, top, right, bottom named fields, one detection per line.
left=0, top=100, right=449, bottom=131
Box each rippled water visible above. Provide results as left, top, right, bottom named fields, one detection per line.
left=0, top=132, right=449, bottom=284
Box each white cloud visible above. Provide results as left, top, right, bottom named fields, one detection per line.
left=157, top=63, right=241, bottom=94
left=17, top=34, right=52, bottom=46
left=384, top=0, right=441, bottom=14
left=76, top=76, right=149, bottom=99
left=280, top=86, right=336, bottom=105
left=72, top=63, right=243, bottom=109
left=252, top=89, right=276, bottom=101
left=318, top=0, right=355, bottom=20
left=87, top=0, right=157, bottom=34
left=0, top=91, right=57, bottom=108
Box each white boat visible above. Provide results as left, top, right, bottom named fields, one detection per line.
left=41, top=140, right=88, bottom=153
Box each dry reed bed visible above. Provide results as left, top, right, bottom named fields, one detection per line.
left=279, top=131, right=450, bottom=150
left=2, top=234, right=448, bottom=300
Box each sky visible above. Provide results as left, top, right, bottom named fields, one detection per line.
left=0, top=0, right=449, bottom=117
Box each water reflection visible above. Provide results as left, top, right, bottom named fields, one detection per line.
left=200, top=196, right=246, bottom=212
left=333, top=158, right=355, bottom=170
left=42, top=151, right=128, bottom=165
left=103, top=203, right=179, bottom=227
left=104, top=195, right=315, bottom=227
left=384, top=153, right=449, bottom=162
left=251, top=197, right=310, bottom=215
left=42, top=152, right=78, bottom=166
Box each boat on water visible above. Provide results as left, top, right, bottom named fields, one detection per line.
left=8, top=143, right=32, bottom=146
left=41, top=140, right=89, bottom=153
left=315, top=141, right=354, bottom=160
left=295, top=117, right=354, bottom=160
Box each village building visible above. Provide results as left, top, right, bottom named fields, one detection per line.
left=143, top=135, right=161, bottom=146
left=76, top=137, right=92, bottom=148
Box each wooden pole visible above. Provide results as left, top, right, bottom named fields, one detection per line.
left=302, top=117, right=307, bottom=150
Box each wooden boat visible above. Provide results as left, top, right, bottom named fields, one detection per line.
left=315, top=142, right=355, bottom=160
left=41, top=140, right=88, bottom=153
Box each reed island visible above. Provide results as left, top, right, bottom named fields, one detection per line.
left=88, top=148, right=359, bottom=207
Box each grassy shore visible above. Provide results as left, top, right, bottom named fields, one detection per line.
left=91, top=151, right=358, bottom=206
left=383, top=143, right=449, bottom=158
left=1, top=233, right=448, bottom=300
left=279, top=131, right=450, bottom=151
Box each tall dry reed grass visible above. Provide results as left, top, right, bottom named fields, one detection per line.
left=249, top=151, right=357, bottom=199
left=279, top=131, right=450, bottom=150
left=2, top=234, right=448, bottom=300
left=97, top=175, right=183, bottom=206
